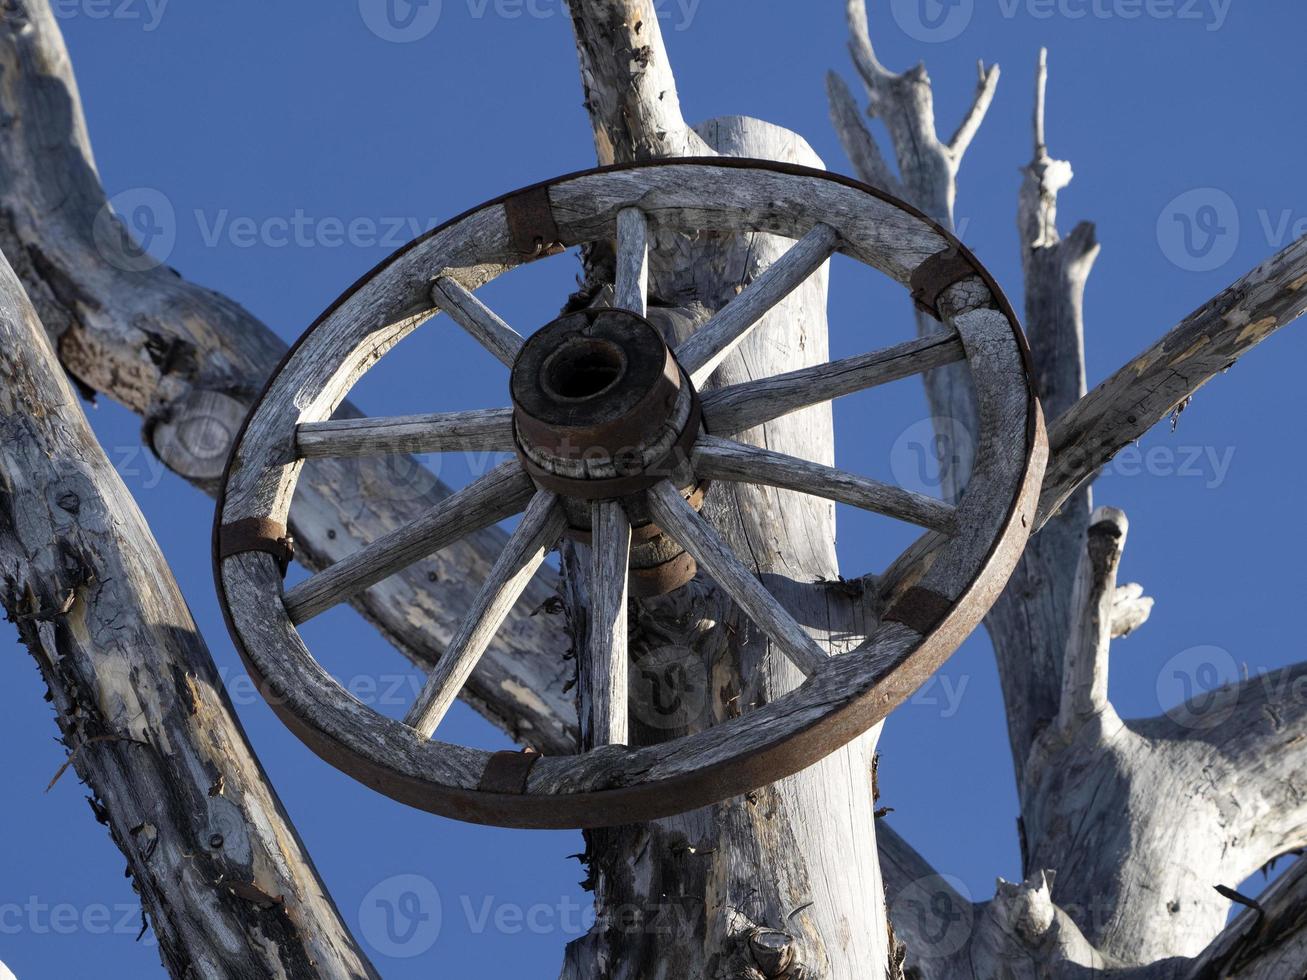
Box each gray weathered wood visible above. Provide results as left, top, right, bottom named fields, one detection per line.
left=0, top=248, right=378, bottom=978
left=1056, top=507, right=1126, bottom=732
left=0, top=4, right=577, bottom=757
left=431, top=275, right=526, bottom=368
left=694, top=434, right=957, bottom=533
left=647, top=481, right=830, bottom=677
left=700, top=331, right=965, bottom=436
left=565, top=0, right=712, bottom=163
left=560, top=106, right=894, bottom=980
left=613, top=207, right=649, bottom=316
left=405, top=491, right=567, bottom=738
left=831, top=24, right=1307, bottom=975
left=283, top=460, right=534, bottom=624
left=676, top=223, right=841, bottom=385
left=580, top=500, right=631, bottom=748
left=1038, top=231, right=1307, bottom=526
left=296, top=407, right=516, bottom=458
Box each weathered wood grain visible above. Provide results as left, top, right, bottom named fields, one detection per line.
left=647, top=481, right=830, bottom=677
left=0, top=249, right=377, bottom=978
left=405, top=491, right=567, bottom=738
left=700, top=331, right=965, bottom=436
left=431, top=276, right=526, bottom=368
left=693, top=435, right=958, bottom=533
left=283, top=460, right=534, bottom=624
left=547, top=164, right=944, bottom=284
left=676, top=223, right=841, bottom=385
left=1038, top=232, right=1307, bottom=526
left=1056, top=507, right=1126, bottom=732
left=580, top=500, right=631, bottom=748
left=829, top=27, right=1307, bottom=975
left=296, top=407, right=516, bottom=459
left=613, top=207, right=649, bottom=316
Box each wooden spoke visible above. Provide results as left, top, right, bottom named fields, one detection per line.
left=701, top=331, right=966, bottom=436
left=675, top=223, right=840, bottom=387
left=581, top=500, right=632, bottom=748
left=283, top=460, right=534, bottom=624
left=693, top=435, right=957, bottom=534
left=296, top=408, right=516, bottom=459
left=431, top=276, right=525, bottom=367
left=404, top=491, right=567, bottom=738
left=646, top=481, right=829, bottom=677
left=614, top=207, right=649, bottom=317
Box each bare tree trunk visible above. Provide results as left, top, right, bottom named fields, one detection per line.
left=0, top=251, right=376, bottom=977
left=2, top=0, right=1306, bottom=976
left=831, top=6, right=1307, bottom=975
left=560, top=9, right=889, bottom=974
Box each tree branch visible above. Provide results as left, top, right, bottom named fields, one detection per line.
left=948, top=60, right=1001, bottom=159
left=1056, top=507, right=1127, bottom=734
left=0, top=0, right=577, bottom=753
left=1185, top=855, right=1307, bottom=979
left=825, top=71, right=900, bottom=197
left=841, top=0, right=998, bottom=225
left=563, top=0, right=711, bottom=163
left=0, top=249, right=376, bottom=978
left=1037, top=232, right=1307, bottom=526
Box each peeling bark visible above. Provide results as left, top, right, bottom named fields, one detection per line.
left=0, top=250, right=376, bottom=978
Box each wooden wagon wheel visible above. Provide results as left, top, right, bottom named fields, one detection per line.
left=213, top=159, right=1047, bottom=829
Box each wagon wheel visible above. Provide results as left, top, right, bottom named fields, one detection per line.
left=214, top=159, right=1047, bottom=830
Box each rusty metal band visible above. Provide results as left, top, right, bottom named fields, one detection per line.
left=218, top=519, right=295, bottom=577
left=630, top=551, right=698, bottom=598
left=882, top=586, right=955, bottom=635
left=909, top=249, right=979, bottom=321
left=516, top=385, right=705, bottom=501
left=503, top=186, right=565, bottom=260
left=478, top=749, right=540, bottom=794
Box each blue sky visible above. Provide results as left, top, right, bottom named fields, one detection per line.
left=2, top=2, right=1305, bottom=976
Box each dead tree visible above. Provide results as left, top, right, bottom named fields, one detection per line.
left=0, top=1, right=1304, bottom=976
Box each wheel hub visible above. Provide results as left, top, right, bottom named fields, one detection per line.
left=509, top=307, right=705, bottom=595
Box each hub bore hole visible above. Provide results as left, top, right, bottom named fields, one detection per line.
left=541, top=339, right=627, bottom=401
